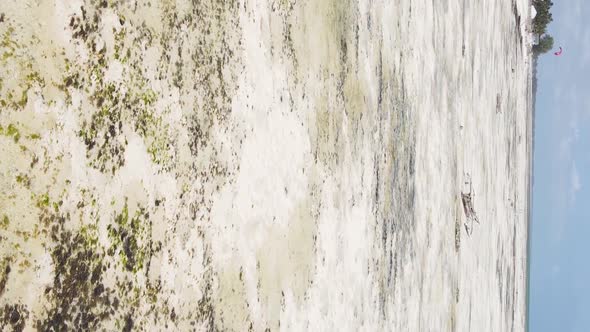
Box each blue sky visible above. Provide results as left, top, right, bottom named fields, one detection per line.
left=530, top=0, right=590, bottom=331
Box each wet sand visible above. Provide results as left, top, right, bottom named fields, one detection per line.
left=0, top=0, right=531, bottom=330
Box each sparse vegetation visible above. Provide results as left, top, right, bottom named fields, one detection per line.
left=0, top=303, right=28, bottom=332
left=0, top=124, right=20, bottom=142
left=107, top=200, right=152, bottom=273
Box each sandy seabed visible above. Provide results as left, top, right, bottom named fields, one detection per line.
left=0, top=0, right=532, bottom=331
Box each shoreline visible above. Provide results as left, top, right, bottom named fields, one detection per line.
left=524, top=2, right=535, bottom=331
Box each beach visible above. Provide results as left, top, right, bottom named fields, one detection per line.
left=0, top=0, right=532, bottom=330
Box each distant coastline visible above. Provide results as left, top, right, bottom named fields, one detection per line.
left=525, top=36, right=539, bottom=332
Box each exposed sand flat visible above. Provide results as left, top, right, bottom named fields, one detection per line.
left=0, top=0, right=531, bottom=330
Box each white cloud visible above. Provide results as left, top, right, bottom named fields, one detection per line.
left=570, top=162, right=582, bottom=204
left=579, top=27, right=590, bottom=67
left=559, top=105, right=580, bottom=160
left=559, top=0, right=584, bottom=40
left=559, top=134, right=575, bottom=158
left=570, top=122, right=580, bottom=139
left=553, top=85, right=563, bottom=100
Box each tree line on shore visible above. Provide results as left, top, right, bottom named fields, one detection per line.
left=532, top=0, right=554, bottom=55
